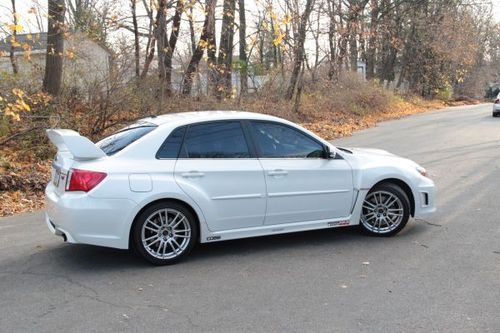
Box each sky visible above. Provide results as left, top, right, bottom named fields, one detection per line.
left=494, top=0, right=500, bottom=18
left=5, top=0, right=500, bottom=33
left=1, top=0, right=500, bottom=57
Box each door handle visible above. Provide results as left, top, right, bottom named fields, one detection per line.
left=268, top=169, right=288, bottom=177
left=181, top=171, right=205, bottom=178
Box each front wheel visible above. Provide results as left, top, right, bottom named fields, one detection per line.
left=132, top=202, right=198, bottom=265
left=360, top=183, right=410, bottom=236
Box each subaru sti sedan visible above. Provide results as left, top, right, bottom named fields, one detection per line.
left=45, top=111, right=435, bottom=265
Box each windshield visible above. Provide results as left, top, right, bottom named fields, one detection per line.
left=96, top=122, right=157, bottom=156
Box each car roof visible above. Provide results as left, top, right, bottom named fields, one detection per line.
left=140, top=111, right=286, bottom=127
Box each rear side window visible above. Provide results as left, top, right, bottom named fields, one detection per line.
left=156, top=126, right=186, bottom=159
left=182, top=121, right=250, bottom=158
left=97, top=124, right=157, bottom=156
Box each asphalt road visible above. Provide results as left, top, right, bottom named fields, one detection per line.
left=1, top=104, right=499, bottom=332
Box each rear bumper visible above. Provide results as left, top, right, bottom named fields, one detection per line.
left=45, top=183, right=138, bottom=249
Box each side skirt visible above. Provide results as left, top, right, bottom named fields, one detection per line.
left=201, top=190, right=368, bottom=243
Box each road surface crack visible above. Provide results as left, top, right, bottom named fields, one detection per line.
left=415, top=218, right=442, bottom=227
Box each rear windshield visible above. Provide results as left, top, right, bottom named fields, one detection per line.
left=96, top=123, right=157, bottom=156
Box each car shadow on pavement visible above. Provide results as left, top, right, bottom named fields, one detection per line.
left=3, top=221, right=429, bottom=271
left=189, top=222, right=428, bottom=263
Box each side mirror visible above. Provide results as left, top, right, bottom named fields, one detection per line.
left=324, top=145, right=336, bottom=159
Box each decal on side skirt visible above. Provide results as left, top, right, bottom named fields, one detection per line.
left=328, top=220, right=350, bottom=227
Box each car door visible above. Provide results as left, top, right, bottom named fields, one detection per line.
left=174, top=121, right=267, bottom=232
left=249, top=121, right=354, bottom=225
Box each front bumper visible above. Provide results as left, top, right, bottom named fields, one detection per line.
left=45, top=183, right=138, bottom=249
left=413, top=177, right=436, bottom=218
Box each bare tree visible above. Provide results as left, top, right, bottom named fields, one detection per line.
left=206, top=0, right=218, bottom=95
left=130, top=0, right=140, bottom=77
left=216, top=0, right=236, bottom=99
left=140, top=0, right=156, bottom=79
left=366, top=0, right=378, bottom=79
left=286, top=0, right=315, bottom=100
left=164, top=0, right=185, bottom=96
left=9, top=0, right=19, bottom=75
left=188, top=4, right=197, bottom=55
left=182, top=0, right=217, bottom=95
left=43, top=0, right=66, bottom=96
left=238, top=0, right=248, bottom=96
left=156, top=0, right=168, bottom=108
left=66, top=0, right=110, bottom=42
left=326, top=0, right=337, bottom=80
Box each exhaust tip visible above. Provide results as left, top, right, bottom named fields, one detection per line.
left=61, top=233, right=67, bottom=242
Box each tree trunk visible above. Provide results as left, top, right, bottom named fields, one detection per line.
left=336, top=0, right=347, bottom=79
left=43, top=0, right=65, bottom=96
left=349, top=15, right=358, bottom=72
left=327, top=0, right=336, bottom=80
left=366, top=0, right=378, bottom=79
left=9, top=0, right=19, bottom=75
left=188, top=5, right=197, bottom=55
left=216, top=0, right=236, bottom=99
left=182, top=0, right=217, bottom=95
left=156, top=0, right=168, bottom=112
left=140, top=38, right=155, bottom=79
left=238, top=0, right=248, bottom=96
left=206, top=0, right=218, bottom=95
left=164, top=0, right=185, bottom=96
left=131, top=0, right=140, bottom=77
left=286, top=0, right=315, bottom=100
left=140, top=0, right=155, bottom=79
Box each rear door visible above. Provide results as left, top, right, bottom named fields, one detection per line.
left=249, top=121, right=354, bottom=225
left=174, top=121, right=267, bottom=232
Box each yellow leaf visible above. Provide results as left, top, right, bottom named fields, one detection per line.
left=20, top=101, right=30, bottom=111
left=12, top=88, right=24, bottom=98
left=7, top=24, right=23, bottom=32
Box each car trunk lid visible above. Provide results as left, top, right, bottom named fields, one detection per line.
left=46, top=129, right=106, bottom=195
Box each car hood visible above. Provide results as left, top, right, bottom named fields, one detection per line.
left=338, top=147, right=420, bottom=170
left=347, top=147, right=396, bottom=157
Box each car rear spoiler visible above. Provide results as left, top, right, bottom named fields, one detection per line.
left=46, top=129, right=106, bottom=160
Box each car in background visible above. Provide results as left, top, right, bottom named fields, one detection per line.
left=45, top=111, right=436, bottom=265
left=493, top=93, right=500, bottom=117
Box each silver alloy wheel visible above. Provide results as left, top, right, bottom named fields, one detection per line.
left=141, top=208, right=192, bottom=260
left=361, top=190, right=404, bottom=234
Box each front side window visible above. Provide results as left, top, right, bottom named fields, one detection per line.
left=250, top=121, right=325, bottom=158
left=182, top=121, right=250, bottom=158
left=96, top=122, right=157, bottom=156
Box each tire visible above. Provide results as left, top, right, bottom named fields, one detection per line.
left=359, top=183, right=410, bottom=237
left=132, top=201, right=198, bottom=265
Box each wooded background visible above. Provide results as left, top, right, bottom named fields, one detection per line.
left=3, top=0, right=499, bottom=97
left=0, top=0, right=499, bottom=143
left=0, top=0, right=499, bottom=215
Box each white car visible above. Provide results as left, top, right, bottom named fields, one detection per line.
left=493, top=94, right=500, bottom=117
left=45, top=111, right=435, bottom=265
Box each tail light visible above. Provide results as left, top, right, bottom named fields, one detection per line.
left=495, top=99, right=499, bottom=104
left=66, top=169, right=107, bottom=192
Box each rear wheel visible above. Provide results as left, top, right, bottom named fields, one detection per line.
left=132, top=202, right=198, bottom=265
left=360, top=183, right=410, bottom=236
